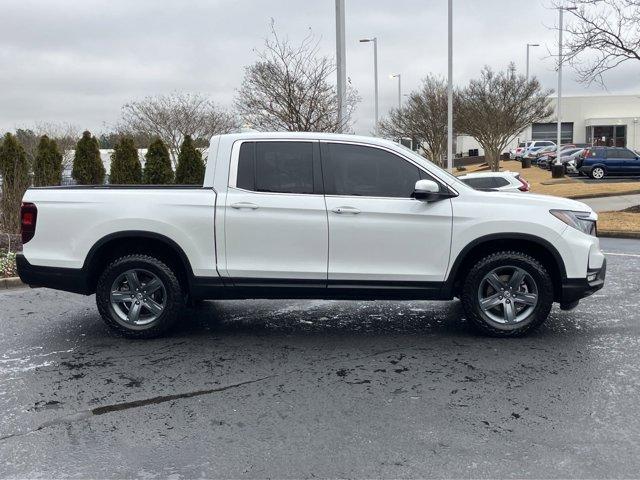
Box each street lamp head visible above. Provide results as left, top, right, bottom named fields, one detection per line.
left=528, top=43, right=540, bottom=47
left=565, top=6, right=578, bottom=10
left=390, top=73, right=400, bottom=79
left=359, top=38, right=372, bottom=43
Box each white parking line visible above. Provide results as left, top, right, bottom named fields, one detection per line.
left=604, top=252, right=640, bottom=258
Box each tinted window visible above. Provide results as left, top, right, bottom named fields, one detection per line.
left=612, top=149, right=637, bottom=159
left=462, top=177, right=497, bottom=189
left=236, top=141, right=314, bottom=194
left=325, top=143, right=422, bottom=197
left=237, top=142, right=255, bottom=190
left=493, top=177, right=510, bottom=187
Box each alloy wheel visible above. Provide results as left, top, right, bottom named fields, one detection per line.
left=477, top=266, right=539, bottom=325
left=110, top=268, right=166, bottom=326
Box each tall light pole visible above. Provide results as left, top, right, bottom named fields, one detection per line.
left=447, top=0, right=453, bottom=171
left=335, top=0, right=346, bottom=133
left=556, top=5, right=577, bottom=163
left=391, top=73, right=402, bottom=109
left=360, top=37, right=379, bottom=134
left=526, top=43, right=540, bottom=80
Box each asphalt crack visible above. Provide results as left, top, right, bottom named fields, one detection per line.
left=0, top=375, right=275, bottom=442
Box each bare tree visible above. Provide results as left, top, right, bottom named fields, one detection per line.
left=457, top=65, right=554, bottom=172
left=558, top=0, right=640, bottom=85
left=119, top=92, right=238, bottom=163
left=32, top=122, right=81, bottom=170
left=235, top=22, right=359, bottom=133
left=378, top=76, right=450, bottom=166
left=13, top=122, right=81, bottom=171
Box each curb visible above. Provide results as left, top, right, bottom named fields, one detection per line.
left=0, top=277, right=25, bottom=290
left=598, top=231, right=640, bottom=240
left=568, top=190, right=640, bottom=200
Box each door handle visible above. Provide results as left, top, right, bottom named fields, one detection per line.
left=332, top=206, right=360, bottom=214
left=231, top=202, right=259, bottom=210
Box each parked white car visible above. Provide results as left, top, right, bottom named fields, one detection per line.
left=458, top=171, right=530, bottom=192
left=511, top=142, right=530, bottom=160
left=522, top=140, right=556, bottom=159
left=17, top=132, right=606, bottom=338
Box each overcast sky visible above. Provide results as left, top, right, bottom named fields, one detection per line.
left=1, top=0, right=638, bottom=135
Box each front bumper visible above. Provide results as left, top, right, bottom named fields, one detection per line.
left=16, top=253, right=91, bottom=295
left=560, top=258, right=606, bottom=304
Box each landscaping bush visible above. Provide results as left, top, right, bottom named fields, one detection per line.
left=33, top=135, right=63, bottom=186
left=143, top=138, right=174, bottom=184
left=0, top=133, right=30, bottom=233
left=175, top=135, right=205, bottom=185
left=110, top=137, right=142, bottom=184
left=72, top=131, right=105, bottom=185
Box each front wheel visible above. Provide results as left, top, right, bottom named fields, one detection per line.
left=96, top=254, right=184, bottom=338
left=461, top=251, right=554, bottom=337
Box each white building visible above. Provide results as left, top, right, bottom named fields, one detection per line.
left=456, top=94, right=640, bottom=156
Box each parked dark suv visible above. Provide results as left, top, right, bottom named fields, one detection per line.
left=577, top=146, right=640, bottom=179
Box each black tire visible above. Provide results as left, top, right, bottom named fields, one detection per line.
left=96, top=254, right=184, bottom=338
left=461, top=251, right=554, bottom=337
left=590, top=166, right=606, bottom=180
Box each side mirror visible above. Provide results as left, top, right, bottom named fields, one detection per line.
left=414, top=179, right=441, bottom=201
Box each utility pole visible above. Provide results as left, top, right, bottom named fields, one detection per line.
left=447, top=0, right=453, bottom=171
left=335, top=0, right=346, bottom=133
left=359, top=37, right=379, bottom=134
left=526, top=43, right=539, bottom=80
left=391, top=73, right=402, bottom=109
left=556, top=5, right=577, bottom=163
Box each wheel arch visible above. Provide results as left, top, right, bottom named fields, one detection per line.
left=83, top=231, right=195, bottom=295
left=445, top=233, right=567, bottom=301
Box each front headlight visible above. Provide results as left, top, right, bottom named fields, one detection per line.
left=550, top=209, right=597, bottom=236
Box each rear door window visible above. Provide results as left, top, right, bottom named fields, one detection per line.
left=493, top=177, right=510, bottom=188
left=462, top=177, right=497, bottom=189
left=236, top=141, right=315, bottom=194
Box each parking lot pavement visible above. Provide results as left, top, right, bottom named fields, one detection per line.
left=575, top=175, right=640, bottom=184
left=581, top=193, right=640, bottom=212
left=1, top=237, right=639, bottom=478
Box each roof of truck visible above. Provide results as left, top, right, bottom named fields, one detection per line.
left=211, top=131, right=403, bottom=149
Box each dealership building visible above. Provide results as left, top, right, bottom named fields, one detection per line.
left=456, top=94, right=640, bottom=156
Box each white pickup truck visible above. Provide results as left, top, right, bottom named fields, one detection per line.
left=17, top=132, right=606, bottom=338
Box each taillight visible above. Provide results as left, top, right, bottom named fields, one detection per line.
left=517, top=177, right=530, bottom=192
left=21, top=202, right=37, bottom=244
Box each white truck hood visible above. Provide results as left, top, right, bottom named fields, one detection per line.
left=479, top=191, right=594, bottom=215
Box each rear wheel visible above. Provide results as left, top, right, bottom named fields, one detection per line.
left=590, top=166, right=605, bottom=179
left=461, top=251, right=553, bottom=337
left=96, top=254, right=184, bottom=338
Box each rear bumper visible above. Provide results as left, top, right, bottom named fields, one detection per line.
left=560, top=258, right=606, bottom=304
left=16, top=253, right=91, bottom=295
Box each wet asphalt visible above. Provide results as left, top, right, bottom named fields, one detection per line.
left=1, top=237, right=639, bottom=479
